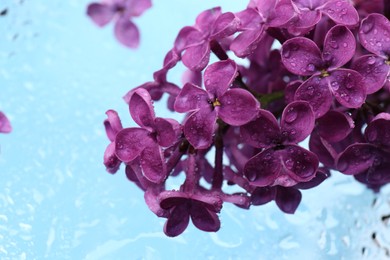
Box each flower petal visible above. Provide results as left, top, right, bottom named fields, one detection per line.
left=183, top=109, right=217, bottom=149
left=293, top=167, right=331, bottom=189
left=365, top=113, right=390, bottom=148
left=281, top=101, right=315, bottom=143
left=154, top=117, right=181, bottom=147
left=327, top=69, right=366, bottom=108
left=0, top=112, right=12, bottom=133
left=114, top=18, right=140, bottom=48
left=240, top=109, right=280, bottom=148
left=218, top=88, right=259, bottom=126
left=129, top=88, right=156, bottom=130
left=115, top=128, right=149, bottom=162
left=195, top=7, right=222, bottom=32
left=210, top=12, right=239, bottom=39
left=244, top=148, right=281, bottom=187
left=190, top=202, right=221, bottom=232
left=359, top=13, right=390, bottom=57
left=352, top=55, right=388, bottom=94
left=204, top=60, right=237, bottom=97
left=323, top=25, right=356, bottom=69
left=287, top=9, right=321, bottom=36
left=103, top=142, right=121, bottom=174
left=281, top=37, right=323, bottom=76
left=294, top=76, right=333, bottom=118
left=317, top=110, right=354, bottom=142
left=159, top=190, right=189, bottom=209
left=251, top=186, right=276, bottom=205
left=275, top=187, right=302, bottom=214
left=164, top=204, right=190, bottom=237
left=127, top=0, right=152, bottom=17
left=86, top=3, right=114, bottom=27
left=309, top=130, right=338, bottom=169
left=182, top=43, right=210, bottom=71
left=336, top=143, right=379, bottom=175
left=140, top=143, right=167, bottom=183
left=104, top=110, right=123, bottom=141
left=322, top=0, right=359, bottom=26
left=230, top=27, right=264, bottom=58
left=174, top=83, right=209, bottom=113
left=174, top=26, right=204, bottom=53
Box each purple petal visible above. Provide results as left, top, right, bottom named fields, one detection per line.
left=154, top=117, right=181, bottom=147
left=159, top=190, right=189, bottom=209
left=103, top=142, right=121, bottom=174
left=322, top=0, right=359, bottom=26
left=285, top=80, right=303, bottom=104
left=195, top=7, right=221, bottom=32
left=115, top=128, right=149, bottom=162
left=0, top=112, right=12, bottom=133
left=104, top=110, right=123, bottom=141
left=230, top=27, right=265, bottom=58
left=327, top=69, right=366, bottom=108
left=337, top=144, right=381, bottom=175
left=240, top=109, right=280, bottom=148
left=267, top=0, right=295, bottom=27
left=277, top=145, right=319, bottom=184
left=140, top=143, right=167, bottom=183
left=281, top=101, right=315, bottom=143
left=236, top=8, right=263, bottom=30
left=204, top=60, right=237, bottom=97
left=174, top=26, right=204, bottom=53
left=365, top=113, right=390, bottom=148
left=275, top=187, right=302, bottom=214
left=127, top=0, right=152, bottom=17
left=218, top=88, right=259, bottom=126
left=183, top=108, right=217, bottom=149
left=323, top=25, right=356, bottom=68
left=317, top=110, right=354, bottom=142
left=352, top=55, right=388, bottom=94
left=287, top=9, right=321, bottom=36
left=210, top=12, right=239, bottom=39
left=190, top=201, right=221, bottom=232
left=86, top=3, right=114, bottom=27
left=182, top=43, right=210, bottom=71
left=251, top=186, right=276, bottom=205
left=144, top=189, right=168, bottom=217
left=244, top=148, right=281, bottom=187
left=174, top=83, right=209, bottom=113
left=294, top=76, right=333, bottom=118
left=309, top=131, right=338, bottom=169
left=129, top=88, right=156, bottom=130
left=181, top=69, right=202, bottom=87
left=281, top=37, right=323, bottom=76
left=359, top=13, right=390, bottom=57
left=114, top=18, right=140, bottom=48
left=164, top=204, right=190, bottom=237
left=293, top=167, right=331, bottom=189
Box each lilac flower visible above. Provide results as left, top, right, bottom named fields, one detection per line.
left=230, top=0, right=294, bottom=57
left=286, top=0, right=359, bottom=35
left=0, top=112, right=11, bottom=134
left=352, top=13, right=390, bottom=94
left=87, top=0, right=152, bottom=48
left=115, top=88, right=181, bottom=183
left=242, top=101, right=319, bottom=187
left=251, top=167, right=330, bottom=213
left=337, top=113, right=390, bottom=191
left=103, top=110, right=123, bottom=173
left=158, top=190, right=222, bottom=237
left=174, top=7, right=239, bottom=71
left=174, top=59, right=260, bottom=149
left=281, top=25, right=366, bottom=117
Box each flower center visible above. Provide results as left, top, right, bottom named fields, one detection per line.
left=212, top=98, right=221, bottom=107
left=320, top=69, right=330, bottom=78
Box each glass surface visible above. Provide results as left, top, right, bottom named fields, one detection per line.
left=1, top=0, right=389, bottom=259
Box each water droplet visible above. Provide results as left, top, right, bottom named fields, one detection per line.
left=306, top=63, right=316, bottom=72
left=327, top=8, right=334, bottom=14
left=367, top=129, right=377, bottom=142
left=376, top=42, right=382, bottom=47
left=290, top=62, right=296, bottom=67
left=285, top=159, right=294, bottom=170
left=336, top=1, right=342, bottom=6
left=342, top=42, right=348, bottom=48
left=285, top=107, right=298, bottom=123
left=290, top=129, right=296, bottom=136
left=331, top=81, right=339, bottom=90
left=329, top=40, right=339, bottom=49
left=367, top=56, right=376, bottom=65
left=283, top=49, right=291, bottom=58
left=341, top=8, right=347, bottom=15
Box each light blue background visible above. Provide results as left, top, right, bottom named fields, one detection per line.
left=1, top=0, right=389, bottom=259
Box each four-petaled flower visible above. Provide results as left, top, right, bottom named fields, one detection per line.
left=158, top=190, right=222, bottom=237
left=281, top=25, right=366, bottom=117
left=174, top=59, right=260, bottom=149
left=115, top=88, right=181, bottom=183
left=241, top=101, right=319, bottom=187
left=87, top=0, right=152, bottom=48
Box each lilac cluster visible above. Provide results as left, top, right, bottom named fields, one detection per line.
left=100, top=0, right=390, bottom=236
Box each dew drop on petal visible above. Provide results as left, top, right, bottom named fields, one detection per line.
left=285, top=159, right=294, bottom=170
left=331, top=81, right=339, bottom=90
left=367, top=56, right=376, bottom=65
left=367, top=129, right=378, bottom=142
left=285, top=107, right=298, bottom=123
left=306, top=63, right=316, bottom=72
left=329, top=40, right=339, bottom=49
left=342, top=42, right=348, bottom=48
left=327, top=9, right=334, bottom=14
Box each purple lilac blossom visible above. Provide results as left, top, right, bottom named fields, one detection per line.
left=0, top=112, right=11, bottom=134
left=87, top=0, right=152, bottom=48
